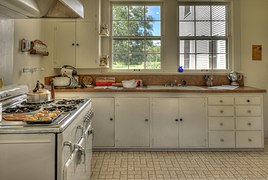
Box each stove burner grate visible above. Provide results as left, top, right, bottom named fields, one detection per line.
left=44, top=105, right=77, bottom=112
left=56, top=99, right=85, bottom=105
left=3, top=104, right=41, bottom=113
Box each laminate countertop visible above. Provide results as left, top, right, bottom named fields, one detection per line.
left=54, top=85, right=266, bottom=93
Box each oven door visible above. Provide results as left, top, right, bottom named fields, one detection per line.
left=63, top=137, right=86, bottom=180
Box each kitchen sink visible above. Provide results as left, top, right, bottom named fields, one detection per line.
left=146, top=85, right=207, bottom=90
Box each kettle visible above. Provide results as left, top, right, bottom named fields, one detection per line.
left=227, top=71, right=242, bottom=86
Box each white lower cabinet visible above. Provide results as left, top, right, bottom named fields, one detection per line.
left=91, top=98, right=115, bottom=147
left=152, top=98, right=207, bottom=148
left=115, top=98, right=150, bottom=147
left=85, top=93, right=264, bottom=150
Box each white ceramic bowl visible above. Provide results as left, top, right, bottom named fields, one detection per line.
left=122, top=80, right=138, bottom=88
left=53, top=77, right=70, bottom=87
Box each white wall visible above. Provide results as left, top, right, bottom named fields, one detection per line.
left=0, top=16, right=14, bottom=85
left=239, top=0, right=268, bottom=137
left=13, top=19, right=55, bottom=89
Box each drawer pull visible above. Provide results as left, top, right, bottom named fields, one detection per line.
left=145, top=119, right=149, bottom=122
left=219, top=100, right=223, bottom=103
left=247, top=110, right=252, bottom=113
left=220, top=110, right=224, bottom=113
left=110, top=118, right=113, bottom=121
left=247, top=99, right=250, bottom=103
left=220, top=138, right=224, bottom=142
left=248, top=138, right=252, bottom=142
left=247, top=122, right=252, bottom=126
left=220, top=122, right=223, bottom=126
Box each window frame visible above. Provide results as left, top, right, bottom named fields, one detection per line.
left=178, top=2, right=231, bottom=72
left=110, top=1, right=164, bottom=73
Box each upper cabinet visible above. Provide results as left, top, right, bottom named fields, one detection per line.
left=53, top=0, right=101, bottom=68
left=54, top=21, right=99, bottom=68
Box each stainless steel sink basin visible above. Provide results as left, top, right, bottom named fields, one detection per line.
left=146, top=85, right=207, bottom=90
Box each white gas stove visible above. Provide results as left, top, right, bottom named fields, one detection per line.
left=0, top=85, right=94, bottom=180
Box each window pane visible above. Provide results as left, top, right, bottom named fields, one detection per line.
left=146, top=40, right=161, bottom=53
left=129, top=39, right=144, bottom=53
left=129, top=6, right=144, bottom=20
left=180, top=40, right=195, bottom=53
left=196, top=22, right=210, bottom=36
left=179, top=21, right=195, bottom=36
left=196, top=6, right=210, bottom=20
left=129, top=53, right=145, bottom=69
left=146, top=54, right=161, bottom=69
left=113, top=39, right=128, bottom=53
left=146, top=6, right=161, bottom=20
left=129, top=21, right=144, bottom=36
left=196, top=54, right=210, bottom=69
left=113, top=21, right=128, bottom=36
left=197, top=40, right=209, bottom=53
left=145, top=21, right=161, bottom=36
left=214, top=40, right=227, bottom=53
left=113, top=6, right=128, bottom=20
left=213, top=54, right=227, bottom=69
left=113, top=54, right=129, bottom=69
left=212, top=6, right=226, bottom=20
left=180, top=54, right=196, bottom=69
left=212, top=22, right=226, bottom=36
left=179, top=6, right=194, bottom=20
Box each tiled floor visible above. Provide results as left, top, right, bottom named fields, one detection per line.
left=91, top=140, right=268, bottom=180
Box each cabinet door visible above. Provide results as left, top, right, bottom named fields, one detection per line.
left=76, top=22, right=99, bottom=68
left=179, top=98, right=207, bottom=147
left=152, top=98, right=179, bottom=147
left=55, top=21, right=76, bottom=68
left=115, top=98, right=150, bottom=147
left=92, top=98, right=115, bottom=147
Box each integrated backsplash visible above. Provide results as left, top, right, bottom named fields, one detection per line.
left=45, top=74, right=244, bottom=87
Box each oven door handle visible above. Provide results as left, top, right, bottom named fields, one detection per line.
left=63, top=141, right=73, bottom=153
left=75, top=140, right=86, bottom=164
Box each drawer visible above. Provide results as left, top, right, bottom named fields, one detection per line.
left=235, top=96, right=261, bottom=105
left=208, top=106, right=234, bottom=116
left=235, top=106, right=261, bottom=116
left=209, top=117, right=235, bottom=130
left=236, top=131, right=263, bottom=148
left=236, top=117, right=262, bottom=130
left=209, top=131, right=235, bottom=148
left=208, top=97, right=234, bottom=105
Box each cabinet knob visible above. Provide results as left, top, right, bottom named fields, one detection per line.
left=145, top=119, right=149, bottom=122
left=247, top=99, right=250, bottom=103
left=220, top=110, right=224, bottom=113
left=72, top=43, right=75, bottom=46
left=175, top=119, right=179, bottom=122
left=247, top=122, right=252, bottom=126
left=180, top=118, right=183, bottom=122
left=220, top=138, right=224, bottom=142
left=76, top=43, right=79, bottom=46
left=248, top=138, right=252, bottom=142
left=110, top=118, right=113, bottom=121
left=219, top=100, right=223, bottom=103
left=220, top=122, right=223, bottom=126
left=247, top=110, right=252, bottom=113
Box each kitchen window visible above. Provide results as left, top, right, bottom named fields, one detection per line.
left=111, top=3, right=162, bottom=70
left=178, top=2, right=229, bottom=70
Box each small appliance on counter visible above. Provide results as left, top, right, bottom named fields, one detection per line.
left=227, top=71, right=243, bottom=86
left=53, top=65, right=79, bottom=88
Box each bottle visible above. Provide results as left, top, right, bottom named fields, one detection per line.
left=178, top=66, right=184, bottom=72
